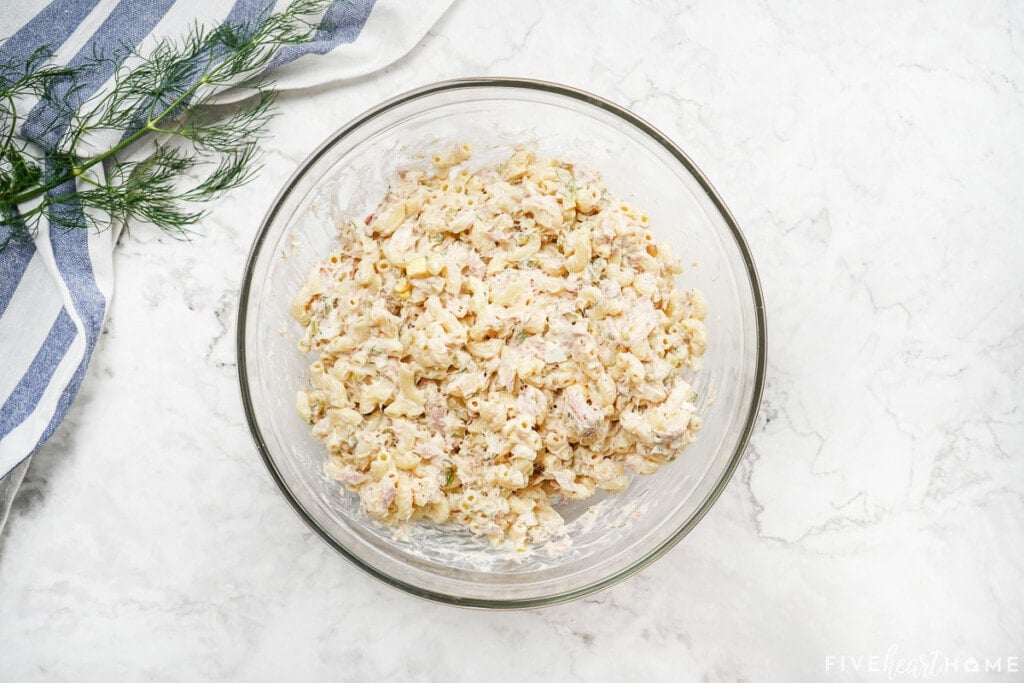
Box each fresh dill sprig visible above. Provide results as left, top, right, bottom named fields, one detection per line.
left=0, top=0, right=330, bottom=250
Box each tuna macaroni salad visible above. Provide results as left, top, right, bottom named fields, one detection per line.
left=292, top=146, right=708, bottom=550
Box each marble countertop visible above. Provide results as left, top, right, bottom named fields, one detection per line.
left=2, top=1, right=1022, bottom=680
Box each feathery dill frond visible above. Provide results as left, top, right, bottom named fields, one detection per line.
left=0, top=0, right=331, bottom=249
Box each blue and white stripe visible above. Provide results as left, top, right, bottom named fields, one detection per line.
left=0, top=0, right=454, bottom=531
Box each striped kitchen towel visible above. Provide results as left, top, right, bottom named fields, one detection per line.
left=0, top=0, right=453, bottom=534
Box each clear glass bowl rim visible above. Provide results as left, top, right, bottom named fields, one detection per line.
left=236, top=77, right=768, bottom=609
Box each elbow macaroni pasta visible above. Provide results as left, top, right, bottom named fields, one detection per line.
left=293, top=146, right=707, bottom=551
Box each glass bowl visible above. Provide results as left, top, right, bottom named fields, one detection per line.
left=237, top=78, right=766, bottom=608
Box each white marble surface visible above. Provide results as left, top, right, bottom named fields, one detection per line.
left=2, top=1, right=1023, bottom=681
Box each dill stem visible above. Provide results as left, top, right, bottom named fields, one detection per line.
left=3, top=95, right=18, bottom=152
left=5, top=76, right=206, bottom=205
left=1, top=0, right=326, bottom=247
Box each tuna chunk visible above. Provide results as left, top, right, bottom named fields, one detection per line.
left=563, top=385, right=602, bottom=439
